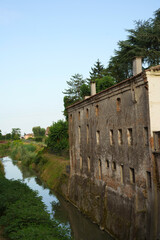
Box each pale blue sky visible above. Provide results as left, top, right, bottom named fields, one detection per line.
left=0, top=0, right=159, bottom=135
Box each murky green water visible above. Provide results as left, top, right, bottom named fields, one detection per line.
left=1, top=156, right=114, bottom=240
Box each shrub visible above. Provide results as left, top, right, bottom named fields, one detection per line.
left=0, top=177, right=71, bottom=240
left=46, top=120, right=69, bottom=156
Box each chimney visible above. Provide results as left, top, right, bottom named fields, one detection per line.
left=133, top=57, right=142, bottom=76
left=91, top=81, right=96, bottom=96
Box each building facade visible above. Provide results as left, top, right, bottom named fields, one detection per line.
left=67, top=61, right=160, bottom=240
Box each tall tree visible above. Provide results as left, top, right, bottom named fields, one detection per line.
left=63, top=74, right=89, bottom=119
left=63, top=74, right=86, bottom=100
left=11, top=128, right=21, bottom=140
left=32, top=126, right=45, bottom=137
left=107, top=8, right=160, bottom=82
left=88, top=59, right=105, bottom=82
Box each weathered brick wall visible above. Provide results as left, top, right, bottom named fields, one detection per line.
left=67, top=73, right=155, bottom=240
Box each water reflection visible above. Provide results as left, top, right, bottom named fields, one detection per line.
left=1, top=156, right=114, bottom=240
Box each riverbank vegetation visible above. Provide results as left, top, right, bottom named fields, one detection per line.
left=0, top=174, right=71, bottom=240
left=6, top=141, right=69, bottom=193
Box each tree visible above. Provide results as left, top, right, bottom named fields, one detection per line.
left=32, top=126, right=45, bottom=137
left=63, top=74, right=86, bottom=100
left=63, top=74, right=88, bottom=119
left=0, top=130, right=2, bottom=140
left=88, top=59, right=105, bottom=82
left=11, top=128, right=21, bottom=140
left=107, top=8, right=160, bottom=82
left=46, top=120, right=68, bottom=155
left=96, top=76, right=116, bottom=93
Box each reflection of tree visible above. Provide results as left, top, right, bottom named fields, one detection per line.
left=52, top=200, right=69, bottom=225
left=16, top=164, right=35, bottom=179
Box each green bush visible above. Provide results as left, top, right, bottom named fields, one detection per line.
left=46, top=120, right=69, bottom=156
left=0, top=142, right=10, bottom=157
left=0, top=176, right=71, bottom=240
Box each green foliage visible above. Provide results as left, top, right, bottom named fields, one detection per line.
left=0, top=142, right=10, bottom=157
left=10, top=141, right=37, bottom=166
left=88, top=59, right=105, bottom=83
left=46, top=120, right=69, bottom=156
left=96, top=76, right=116, bottom=93
left=0, top=177, right=71, bottom=240
left=80, top=83, right=90, bottom=98
left=11, top=128, right=21, bottom=140
left=63, top=73, right=86, bottom=100
left=63, top=74, right=89, bottom=119
left=34, top=136, right=43, bottom=142
left=107, top=8, right=160, bottom=82
left=32, top=126, right=45, bottom=137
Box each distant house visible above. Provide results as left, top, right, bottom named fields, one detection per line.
left=45, top=127, right=50, bottom=137
left=24, top=133, right=34, bottom=140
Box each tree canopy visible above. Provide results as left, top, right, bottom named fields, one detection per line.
left=32, top=126, right=45, bottom=137
left=46, top=120, right=68, bottom=155
left=107, top=8, right=160, bottom=81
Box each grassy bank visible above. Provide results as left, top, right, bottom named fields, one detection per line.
left=0, top=142, right=10, bottom=158
left=9, top=140, right=70, bottom=194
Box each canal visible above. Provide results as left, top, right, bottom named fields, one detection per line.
left=1, top=156, right=114, bottom=240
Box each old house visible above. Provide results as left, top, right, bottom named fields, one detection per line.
left=67, top=57, right=160, bottom=240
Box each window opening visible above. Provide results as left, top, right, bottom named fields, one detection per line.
left=95, top=105, right=99, bottom=116
left=112, top=161, right=116, bottom=170
left=118, top=129, right=123, bottom=145
left=110, top=130, right=114, bottom=145
left=116, top=98, right=121, bottom=112
left=127, top=128, right=133, bottom=145
left=87, top=125, right=89, bottom=144
left=86, top=108, right=89, bottom=119
left=87, top=157, right=90, bottom=172
left=106, top=160, right=109, bottom=168
left=120, top=165, right=124, bottom=184
left=70, top=114, right=72, bottom=123
left=98, top=159, right=102, bottom=179
left=146, top=171, right=152, bottom=188
left=80, top=155, right=82, bottom=170
left=130, top=168, right=135, bottom=184
left=144, top=127, right=149, bottom=146
left=96, top=131, right=100, bottom=144
left=78, top=126, right=81, bottom=143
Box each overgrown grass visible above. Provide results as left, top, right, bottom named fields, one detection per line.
left=9, top=141, right=42, bottom=167
left=0, top=176, right=71, bottom=240
left=9, top=141, right=70, bottom=193
left=39, top=153, right=69, bottom=190
left=0, top=143, right=10, bottom=158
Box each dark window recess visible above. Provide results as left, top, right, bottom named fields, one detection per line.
left=95, top=105, right=99, bottom=116
left=106, top=160, right=109, bottom=168
left=130, top=168, right=135, bottom=184
left=70, top=114, right=72, bottom=123
left=127, top=128, right=133, bottom=145
left=86, top=108, right=89, bottom=118
left=116, top=98, right=121, bottom=111
left=147, top=171, right=152, bottom=188
left=98, top=159, right=102, bottom=179
left=112, top=161, right=116, bottom=170
left=144, top=127, right=149, bottom=145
